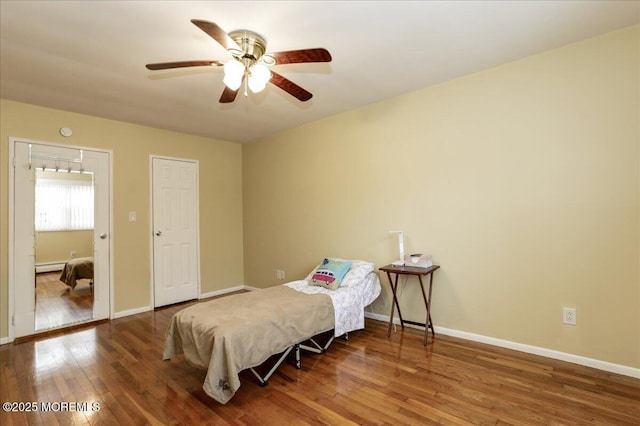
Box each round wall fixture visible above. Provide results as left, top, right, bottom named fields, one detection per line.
left=59, top=127, right=73, bottom=137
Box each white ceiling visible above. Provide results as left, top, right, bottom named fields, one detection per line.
left=1, top=1, right=638, bottom=143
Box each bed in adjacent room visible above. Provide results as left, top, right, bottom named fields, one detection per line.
left=59, top=257, right=94, bottom=290
left=163, top=258, right=381, bottom=404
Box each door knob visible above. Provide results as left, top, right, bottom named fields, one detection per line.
left=99, top=233, right=108, bottom=239
left=155, top=230, right=162, bottom=236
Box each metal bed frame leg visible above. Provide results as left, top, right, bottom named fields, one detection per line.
left=299, top=335, right=334, bottom=354
left=248, top=331, right=346, bottom=387
left=248, top=345, right=296, bottom=387
left=299, top=331, right=347, bottom=354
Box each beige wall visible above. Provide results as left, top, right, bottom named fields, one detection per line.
left=243, top=26, right=639, bottom=368
left=35, top=230, right=93, bottom=264
left=0, top=99, right=245, bottom=337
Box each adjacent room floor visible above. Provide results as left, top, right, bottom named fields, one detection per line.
left=35, top=272, right=93, bottom=331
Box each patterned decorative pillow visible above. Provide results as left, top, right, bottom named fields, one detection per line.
left=308, top=258, right=353, bottom=290
left=305, top=258, right=374, bottom=288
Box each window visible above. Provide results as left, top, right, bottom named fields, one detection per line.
left=35, top=177, right=94, bottom=231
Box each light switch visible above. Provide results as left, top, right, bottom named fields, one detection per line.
left=128, top=211, right=137, bottom=222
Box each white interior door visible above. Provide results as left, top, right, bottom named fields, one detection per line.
left=12, top=142, right=36, bottom=337
left=151, top=157, right=199, bottom=307
left=11, top=140, right=111, bottom=338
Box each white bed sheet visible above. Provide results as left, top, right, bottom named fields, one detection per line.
left=285, top=272, right=381, bottom=337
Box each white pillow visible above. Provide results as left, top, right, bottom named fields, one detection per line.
left=305, top=258, right=374, bottom=288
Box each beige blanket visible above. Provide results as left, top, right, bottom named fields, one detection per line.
left=163, top=285, right=334, bottom=404
left=59, top=257, right=93, bottom=289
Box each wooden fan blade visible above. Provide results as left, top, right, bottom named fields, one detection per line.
left=270, top=71, right=312, bottom=102
left=191, top=19, right=240, bottom=51
left=145, top=60, right=222, bottom=70
left=219, top=85, right=239, bottom=103
left=270, top=48, right=332, bottom=65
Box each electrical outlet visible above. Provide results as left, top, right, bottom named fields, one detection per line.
left=276, top=270, right=285, bottom=280
left=70, top=251, right=76, bottom=258
left=563, top=307, right=577, bottom=325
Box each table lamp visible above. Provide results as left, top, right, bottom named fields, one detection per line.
left=389, top=230, right=404, bottom=266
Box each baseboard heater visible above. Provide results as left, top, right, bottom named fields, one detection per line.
left=35, top=262, right=65, bottom=273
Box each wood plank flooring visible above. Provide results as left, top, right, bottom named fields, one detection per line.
left=1, top=294, right=639, bottom=425
left=35, top=272, right=93, bottom=331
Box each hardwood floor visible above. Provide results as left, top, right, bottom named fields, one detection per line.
left=35, top=272, right=93, bottom=331
left=1, top=295, right=639, bottom=425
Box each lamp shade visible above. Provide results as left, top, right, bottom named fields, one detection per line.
left=223, top=59, right=244, bottom=90
left=248, top=64, right=271, bottom=93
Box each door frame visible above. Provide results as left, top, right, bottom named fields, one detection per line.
left=148, top=155, right=201, bottom=308
left=7, top=137, right=114, bottom=342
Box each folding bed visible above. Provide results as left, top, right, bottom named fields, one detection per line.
left=163, top=259, right=381, bottom=404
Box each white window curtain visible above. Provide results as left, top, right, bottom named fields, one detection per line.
left=35, top=178, right=94, bottom=231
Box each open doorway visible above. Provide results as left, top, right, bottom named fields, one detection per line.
left=34, top=169, right=95, bottom=330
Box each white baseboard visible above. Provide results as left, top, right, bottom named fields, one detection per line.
left=200, top=285, right=243, bottom=299
left=243, top=285, right=260, bottom=292
left=112, top=306, right=152, bottom=319
left=35, top=262, right=65, bottom=273
left=112, top=286, right=258, bottom=320
left=199, top=284, right=260, bottom=299
left=364, top=312, right=640, bottom=379
left=0, top=336, right=10, bottom=345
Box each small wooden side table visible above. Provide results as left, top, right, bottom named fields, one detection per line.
left=379, top=264, right=440, bottom=346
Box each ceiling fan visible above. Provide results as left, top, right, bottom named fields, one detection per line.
left=145, top=19, right=332, bottom=103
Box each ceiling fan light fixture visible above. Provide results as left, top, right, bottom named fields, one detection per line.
left=223, top=59, right=244, bottom=90
left=260, top=54, right=276, bottom=66
left=248, top=63, right=271, bottom=93
left=146, top=20, right=332, bottom=103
